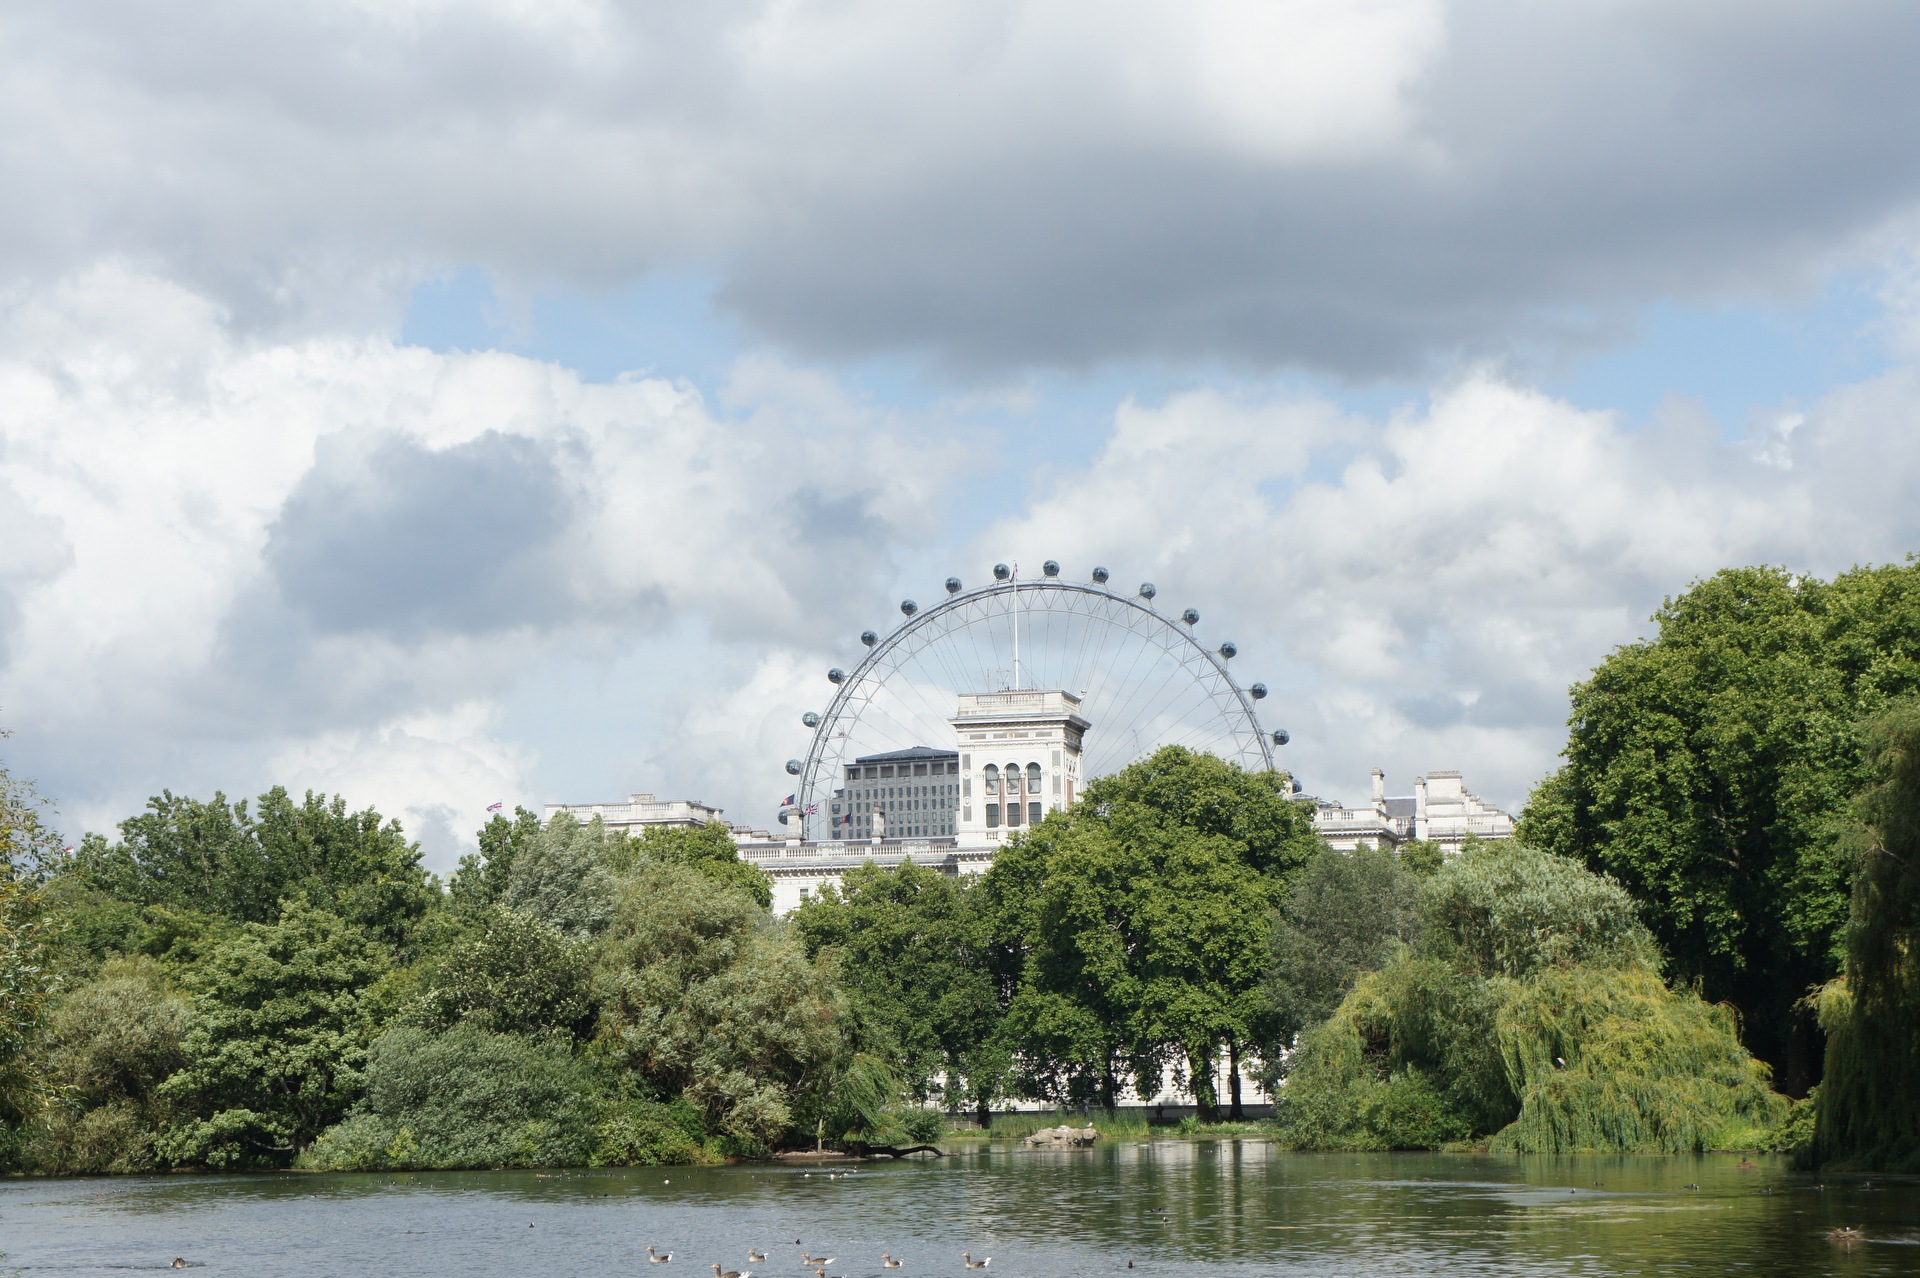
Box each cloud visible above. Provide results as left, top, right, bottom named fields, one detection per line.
left=5, top=1, right=1920, bottom=373
left=0, top=264, right=962, bottom=864
left=978, top=370, right=1920, bottom=811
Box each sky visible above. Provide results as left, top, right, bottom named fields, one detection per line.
left=7, top=0, right=1920, bottom=871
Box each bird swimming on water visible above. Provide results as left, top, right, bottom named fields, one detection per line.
left=713, top=1263, right=752, bottom=1278
left=882, top=1255, right=902, bottom=1269
left=649, top=1248, right=674, bottom=1264
left=1829, top=1226, right=1864, bottom=1246
left=750, top=1252, right=768, bottom=1263
left=170, top=1260, right=188, bottom=1270
left=963, top=1254, right=991, bottom=1269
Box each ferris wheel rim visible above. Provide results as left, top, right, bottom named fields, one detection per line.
left=793, top=577, right=1277, bottom=837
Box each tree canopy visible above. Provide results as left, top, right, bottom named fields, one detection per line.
left=1519, top=561, right=1920, bottom=1091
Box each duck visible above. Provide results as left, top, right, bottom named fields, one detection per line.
left=963, top=1255, right=991, bottom=1270
left=714, top=1264, right=752, bottom=1278
left=170, top=1261, right=188, bottom=1270
left=882, top=1256, right=902, bottom=1269
left=1828, top=1226, right=1864, bottom=1245
left=750, top=1253, right=768, bottom=1264
left=1736, top=1158, right=1758, bottom=1171
left=650, top=1248, right=674, bottom=1264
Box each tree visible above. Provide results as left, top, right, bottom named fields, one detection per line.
left=638, top=821, right=773, bottom=909
left=591, top=863, right=843, bottom=1152
left=450, top=807, right=545, bottom=911
left=74, top=787, right=435, bottom=947
left=157, top=902, right=390, bottom=1168
left=791, top=861, right=1005, bottom=1118
left=1520, top=562, right=1920, bottom=1092
left=408, top=904, right=595, bottom=1040
left=500, top=813, right=628, bottom=937
left=982, top=747, right=1320, bottom=1117
left=1813, top=698, right=1920, bottom=1170
left=1266, top=843, right=1422, bottom=1045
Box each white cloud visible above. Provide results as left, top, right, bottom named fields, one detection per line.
left=981, top=370, right=1920, bottom=812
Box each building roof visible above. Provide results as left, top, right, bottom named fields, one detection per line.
left=1384, top=797, right=1417, bottom=819
left=851, top=745, right=960, bottom=764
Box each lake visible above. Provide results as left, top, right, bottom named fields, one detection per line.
left=3, top=1142, right=1917, bottom=1277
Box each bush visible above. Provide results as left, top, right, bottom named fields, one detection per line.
left=1266, top=844, right=1422, bottom=1044
left=304, top=1024, right=602, bottom=1170
left=1422, top=842, right=1658, bottom=979
left=593, top=1098, right=718, bottom=1166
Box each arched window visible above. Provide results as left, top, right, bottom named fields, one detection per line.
left=983, top=764, right=999, bottom=794
left=1027, top=762, right=1043, bottom=795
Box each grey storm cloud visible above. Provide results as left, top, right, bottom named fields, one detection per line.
left=4, top=1, right=1920, bottom=372
left=265, top=431, right=572, bottom=638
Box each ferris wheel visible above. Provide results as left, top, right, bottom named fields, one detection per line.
left=783, top=561, right=1288, bottom=841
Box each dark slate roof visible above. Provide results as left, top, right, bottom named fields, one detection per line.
left=1384, top=797, right=1417, bottom=819
left=852, top=745, right=960, bottom=764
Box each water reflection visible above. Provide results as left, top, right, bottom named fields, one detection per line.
left=3, top=1143, right=1915, bottom=1277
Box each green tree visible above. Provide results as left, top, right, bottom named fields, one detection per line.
left=638, top=821, right=773, bottom=909
left=449, top=806, right=544, bottom=910
left=304, top=1023, right=603, bottom=1171
left=0, top=872, right=55, bottom=1164
left=591, top=863, right=843, bottom=1152
left=500, top=812, right=631, bottom=936
left=74, top=787, right=435, bottom=947
left=1266, top=843, right=1422, bottom=1044
left=1521, top=562, right=1920, bottom=1091
left=408, top=904, right=595, bottom=1040
left=982, top=747, right=1320, bottom=1117
left=1813, top=699, right=1920, bottom=1170
left=23, top=956, right=189, bottom=1174
left=792, top=861, right=1005, bottom=1118
left=157, top=902, right=390, bottom=1168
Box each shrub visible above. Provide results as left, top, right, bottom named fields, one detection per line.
left=594, top=1098, right=717, bottom=1166
left=1421, top=842, right=1658, bottom=979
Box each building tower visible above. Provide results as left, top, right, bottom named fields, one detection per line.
left=952, top=689, right=1089, bottom=843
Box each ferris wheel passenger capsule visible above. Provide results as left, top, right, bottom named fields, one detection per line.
left=1249, top=682, right=1268, bottom=700
left=785, top=759, right=803, bottom=775
left=1182, top=608, right=1200, bottom=626
left=994, top=563, right=1012, bottom=581
left=861, top=630, right=878, bottom=647
left=1139, top=582, right=1156, bottom=599
left=1218, top=641, right=1237, bottom=659
left=1272, top=729, right=1290, bottom=746
left=802, top=711, right=821, bottom=728
left=828, top=667, right=845, bottom=684
left=1092, top=566, right=1110, bottom=584
left=900, top=599, right=918, bottom=617
left=1043, top=560, right=1060, bottom=577
left=945, top=577, right=962, bottom=594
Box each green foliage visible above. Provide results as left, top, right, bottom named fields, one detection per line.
left=1397, top=840, right=1444, bottom=878
left=1266, top=844, right=1421, bottom=1043
left=22, top=957, right=189, bottom=1173
left=0, top=873, right=56, bottom=1163
left=1273, top=845, right=1787, bottom=1153
left=593, top=1097, right=719, bottom=1166
left=407, top=904, right=594, bottom=1039
left=73, top=788, right=435, bottom=947
left=304, top=1024, right=601, bottom=1171
left=983, top=747, right=1318, bottom=1115
left=1813, top=699, right=1920, bottom=1170
left=1490, top=965, right=1787, bottom=1153
left=639, top=822, right=773, bottom=909
left=1422, top=842, right=1659, bottom=979
left=450, top=807, right=544, bottom=911
left=501, top=813, right=629, bottom=936
left=156, top=902, right=390, bottom=1168
left=791, top=861, right=1005, bottom=1111
left=592, top=863, right=843, bottom=1153
left=1520, top=561, right=1920, bottom=1087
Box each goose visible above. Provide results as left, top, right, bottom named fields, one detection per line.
left=750, top=1253, right=768, bottom=1264
left=171, top=1261, right=188, bottom=1270
left=963, top=1255, right=991, bottom=1269
left=882, top=1256, right=902, bottom=1269
left=649, top=1248, right=674, bottom=1264
left=1828, top=1227, right=1864, bottom=1245
left=714, top=1264, right=753, bottom=1278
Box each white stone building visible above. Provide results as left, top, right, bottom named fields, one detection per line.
left=543, top=792, right=730, bottom=836
left=1312, top=768, right=1515, bottom=854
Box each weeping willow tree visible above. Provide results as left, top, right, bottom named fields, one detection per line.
left=1813, top=700, right=1920, bottom=1171
left=1274, top=843, right=1790, bottom=1152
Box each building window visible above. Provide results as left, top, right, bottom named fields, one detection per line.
left=1029, top=802, right=1042, bottom=826
left=984, top=764, right=999, bottom=794
left=986, top=803, right=999, bottom=828
left=1027, top=762, right=1043, bottom=794
left=1007, top=801, right=1022, bottom=827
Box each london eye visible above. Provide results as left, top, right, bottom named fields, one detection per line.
left=784, top=562, right=1287, bottom=842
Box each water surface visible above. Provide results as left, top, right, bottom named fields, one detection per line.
left=4, top=1142, right=1917, bottom=1277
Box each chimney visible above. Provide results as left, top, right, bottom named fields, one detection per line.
left=1414, top=776, right=1430, bottom=841
left=1371, top=767, right=1386, bottom=813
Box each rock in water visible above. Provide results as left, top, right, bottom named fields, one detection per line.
left=1022, top=1125, right=1099, bottom=1149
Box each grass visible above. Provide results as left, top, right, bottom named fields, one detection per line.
left=941, top=1112, right=1276, bottom=1141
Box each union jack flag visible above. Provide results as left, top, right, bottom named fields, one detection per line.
left=486, top=802, right=503, bottom=812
